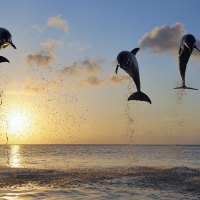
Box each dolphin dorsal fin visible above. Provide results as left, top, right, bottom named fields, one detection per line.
left=194, top=45, right=200, bottom=53
left=131, top=48, right=140, bottom=55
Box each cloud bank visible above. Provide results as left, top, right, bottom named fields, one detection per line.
left=61, top=59, right=103, bottom=76
left=139, top=22, right=200, bottom=62
left=139, top=22, right=185, bottom=55
left=60, top=59, right=129, bottom=87
left=79, top=74, right=129, bottom=87
left=25, top=39, right=62, bottom=67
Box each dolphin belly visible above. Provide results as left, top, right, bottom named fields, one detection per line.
left=179, top=49, right=191, bottom=85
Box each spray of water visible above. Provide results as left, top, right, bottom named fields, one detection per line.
left=174, top=78, right=187, bottom=103
left=0, top=89, right=10, bottom=167
left=167, top=80, right=187, bottom=143
left=124, top=78, right=136, bottom=144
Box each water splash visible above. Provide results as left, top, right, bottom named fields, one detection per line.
left=0, top=90, right=3, bottom=106
left=126, top=101, right=135, bottom=144
left=5, top=136, right=9, bottom=168
left=174, top=80, right=188, bottom=129
left=176, top=88, right=187, bottom=103
left=0, top=90, right=10, bottom=167
left=166, top=81, right=187, bottom=143
left=124, top=78, right=136, bottom=144
left=22, top=63, right=88, bottom=145
left=174, top=78, right=187, bottom=103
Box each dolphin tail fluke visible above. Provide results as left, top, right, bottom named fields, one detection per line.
left=128, top=91, right=151, bottom=104
left=0, top=56, right=9, bottom=63
left=174, top=85, right=198, bottom=90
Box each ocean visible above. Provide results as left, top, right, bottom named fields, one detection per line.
left=0, top=144, right=199, bottom=199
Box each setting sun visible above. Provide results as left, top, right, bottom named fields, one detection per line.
left=7, top=109, right=31, bottom=134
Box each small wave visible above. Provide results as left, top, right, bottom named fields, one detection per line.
left=169, top=166, right=200, bottom=175
left=0, top=166, right=200, bottom=195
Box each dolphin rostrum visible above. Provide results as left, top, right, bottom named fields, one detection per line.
left=174, top=34, right=200, bottom=90
left=0, top=27, right=16, bottom=63
left=116, top=48, right=151, bottom=104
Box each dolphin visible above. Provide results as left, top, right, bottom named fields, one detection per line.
left=0, top=27, right=16, bottom=63
left=174, top=34, right=200, bottom=90
left=116, top=48, right=151, bottom=104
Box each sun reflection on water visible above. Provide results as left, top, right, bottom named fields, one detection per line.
left=4, top=193, right=20, bottom=200
left=9, top=145, right=22, bottom=168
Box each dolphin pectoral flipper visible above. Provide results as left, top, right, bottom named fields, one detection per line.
left=9, top=42, right=16, bottom=49
left=0, top=56, right=9, bottom=63
left=128, top=91, right=151, bottom=104
left=194, top=45, right=200, bottom=53
left=115, top=65, right=119, bottom=74
left=179, top=46, right=184, bottom=55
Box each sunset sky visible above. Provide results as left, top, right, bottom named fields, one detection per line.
left=0, top=0, right=200, bottom=144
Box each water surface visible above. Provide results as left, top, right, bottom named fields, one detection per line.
left=0, top=145, right=199, bottom=199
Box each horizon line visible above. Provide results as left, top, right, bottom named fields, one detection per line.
left=0, top=143, right=199, bottom=146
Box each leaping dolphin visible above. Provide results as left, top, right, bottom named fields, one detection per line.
left=116, top=48, right=151, bottom=104
left=174, top=34, right=200, bottom=90
left=0, top=27, right=16, bottom=63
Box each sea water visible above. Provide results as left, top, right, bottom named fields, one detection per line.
left=0, top=144, right=199, bottom=199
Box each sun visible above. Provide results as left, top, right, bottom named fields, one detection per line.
left=7, top=109, right=31, bottom=134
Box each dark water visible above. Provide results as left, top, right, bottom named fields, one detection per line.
left=0, top=145, right=200, bottom=199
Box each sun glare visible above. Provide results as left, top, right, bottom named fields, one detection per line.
left=7, top=109, right=31, bottom=134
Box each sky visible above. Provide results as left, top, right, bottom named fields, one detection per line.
left=0, top=0, right=200, bottom=144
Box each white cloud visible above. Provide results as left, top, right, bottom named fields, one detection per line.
left=47, top=15, right=68, bottom=33
left=32, top=15, right=69, bottom=34
left=139, top=22, right=200, bottom=63
left=139, top=22, right=185, bottom=55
